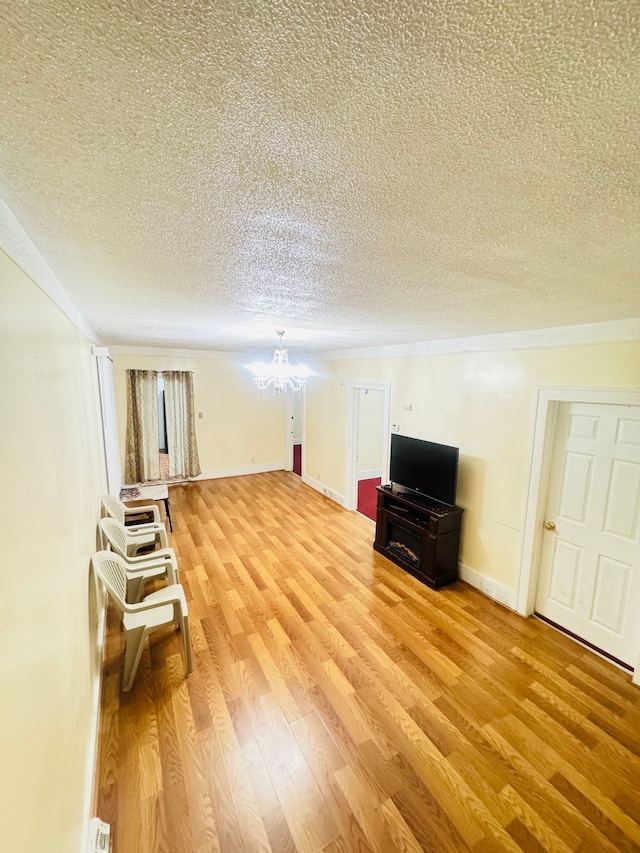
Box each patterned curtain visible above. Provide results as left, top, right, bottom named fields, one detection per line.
left=124, top=370, right=160, bottom=484
left=163, top=370, right=201, bottom=479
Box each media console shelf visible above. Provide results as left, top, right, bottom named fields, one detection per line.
left=373, top=485, right=462, bottom=589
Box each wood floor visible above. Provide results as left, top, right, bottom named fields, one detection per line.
left=96, top=472, right=640, bottom=852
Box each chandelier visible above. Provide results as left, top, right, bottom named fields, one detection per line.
left=247, top=331, right=311, bottom=394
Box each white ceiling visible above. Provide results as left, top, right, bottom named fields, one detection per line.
left=1, top=0, right=639, bottom=354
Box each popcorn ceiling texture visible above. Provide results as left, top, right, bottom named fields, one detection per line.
left=0, top=0, right=638, bottom=352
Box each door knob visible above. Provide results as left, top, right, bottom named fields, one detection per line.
left=544, top=521, right=556, bottom=530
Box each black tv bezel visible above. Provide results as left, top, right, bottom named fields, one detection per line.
left=389, top=434, right=459, bottom=507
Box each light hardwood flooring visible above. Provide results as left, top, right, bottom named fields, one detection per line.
left=96, top=472, right=640, bottom=852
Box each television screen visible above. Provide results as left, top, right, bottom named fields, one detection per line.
left=389, top=434, right=459, bottom=506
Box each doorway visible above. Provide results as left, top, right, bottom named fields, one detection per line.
left=356, top=388, right=386, bottom=520
left=518, top=388, right=640, bottom=685
left=345, top=381, right=391, bottom=516
left=158, top=376, right=169, bottom=478
left=286, top=392, right=304, bottom=476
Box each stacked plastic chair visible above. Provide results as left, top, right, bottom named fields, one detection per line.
left=101, top=494, right=166, bottom=555
left=99, top=517, right=178, bottom=602
left=92, top=550, right=192, bottom=692
left=95, top=495, right=192, bottom=691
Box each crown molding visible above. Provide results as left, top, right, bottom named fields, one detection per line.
left=0, top=199, right=100, bottom=345
left=107, top=345, right=254, bottom=360
left=316, top=319, right=640, bottom=361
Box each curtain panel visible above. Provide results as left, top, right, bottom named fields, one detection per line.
left=163, top=371, right=201, bottom=479
left=124, top=369, right=160, bottom=484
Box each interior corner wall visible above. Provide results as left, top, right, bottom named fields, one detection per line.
left=0, top=249, right=106, bottom=852
left=305, top=340, right=640, bottom=592
left=110, top=353, right=287, bottom=479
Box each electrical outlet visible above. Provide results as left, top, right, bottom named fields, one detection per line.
left=391, top=423, right=400, bottom=432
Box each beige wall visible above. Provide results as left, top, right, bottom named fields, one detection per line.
left=305, top=360, right=346, bottom=488
left=306, top=342, right=640, bottom=590
left=110, top=352, right=287, bottom=478
left=0, top=249, right=106, bottom=852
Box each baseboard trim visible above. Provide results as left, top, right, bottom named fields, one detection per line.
left=301, top=474, right=345, bottom=507
left=80, top=596, right=107, bottom=853
left=357, top=468, right=382, bottom=481
left=458, top=563, right=516, bottom=610
left=196, top=462, right=284, bottom=480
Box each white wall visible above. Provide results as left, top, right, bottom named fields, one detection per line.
left=0, top=248, right=106, bottom=852
left=356, top=387, right=385, bottom=477
left=305, top=341, right=640, bottom=597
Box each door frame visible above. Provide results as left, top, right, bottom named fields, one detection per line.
left=345, top=381, right=391, bottom=511
left=285, top=391, right=304, bottom=472
left=517, top=386, right=640, bottom=685
left=93, top=346, right=122, bottom=495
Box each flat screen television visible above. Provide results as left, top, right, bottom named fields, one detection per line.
left=389, top=434, right=459, bottom=506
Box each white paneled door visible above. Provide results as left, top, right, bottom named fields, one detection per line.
left=535, top=402, right=640, bottom=666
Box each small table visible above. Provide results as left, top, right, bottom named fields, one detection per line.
left=121, top=484, right=173, bottom=531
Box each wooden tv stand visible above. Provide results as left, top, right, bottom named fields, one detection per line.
left=373, top=486, right=462, bottom=589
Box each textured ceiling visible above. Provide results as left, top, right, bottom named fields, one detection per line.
left=1, top=0, right=639, bottom=353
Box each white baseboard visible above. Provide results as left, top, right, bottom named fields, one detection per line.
left=196, top=461, right=284, bottom=480
left=458, top=562, right=516, bottom=610
left=302, top=474, right=345, bottom=507
left=357, top=468, right=382, bottom=481
left=81, top=597, right=107, bottom=853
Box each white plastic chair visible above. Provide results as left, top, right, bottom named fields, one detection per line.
left=99, top=517, right=179, bottom=602
left=101, top=493, right=161, bottom=525
left=92, top=551, right=193, bottom=692
left=101, top=494, right=167, bottom=555
left=99, top=510, right=168, bottom=555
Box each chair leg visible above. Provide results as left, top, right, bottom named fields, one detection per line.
left=180, top=613, right=193, bottom=677
left=127, top=576, right=146, bottom=603
left=122, top=626, right=147, bottom=692
left=167, top=560, right=179, bottom=585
